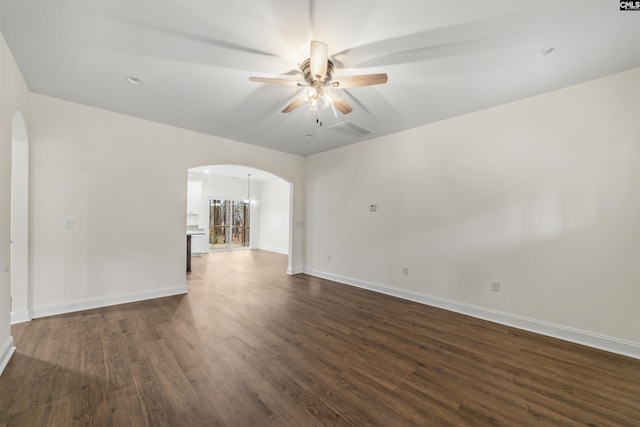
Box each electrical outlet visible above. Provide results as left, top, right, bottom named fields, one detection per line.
left=65, top=218, right=74, bottom=229
left=491, top=280, right=500, bottom=292
left=327, top=255, right=332, bottom=262
left=402, top=266, right=409, bottom=276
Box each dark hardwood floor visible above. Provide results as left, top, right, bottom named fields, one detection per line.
left=1, top=250, right=639, bottom=426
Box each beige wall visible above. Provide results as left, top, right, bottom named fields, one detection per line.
left=258, top=178, right=291, bottom=254
left=305, top=68, right=640, bottom=346
left=0, top=32, right=30, bottom=370
left=28, top=93, right=305, bottom=315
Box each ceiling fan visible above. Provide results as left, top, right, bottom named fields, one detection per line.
left=249, top=41, right=388, bottom=115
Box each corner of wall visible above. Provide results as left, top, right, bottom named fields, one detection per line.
left=0, top=335, right=16, bottom=376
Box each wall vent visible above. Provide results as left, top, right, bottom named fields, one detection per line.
left=328, top=121, right=373, bottom=138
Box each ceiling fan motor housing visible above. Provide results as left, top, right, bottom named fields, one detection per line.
left=301, top=58, right=335, bottom=85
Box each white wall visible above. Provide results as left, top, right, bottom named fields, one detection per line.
left=10, top=112, right=29, bottom=323
left=305, top=68, right=640, bottom=354
left=258, top=178, right=291, bottom=254
left=0, top=31, right=30, bottom=374
left=28, top=93, right=305, bottom=317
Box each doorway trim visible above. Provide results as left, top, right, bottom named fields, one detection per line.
left=187, top=164, right=295, bottom=274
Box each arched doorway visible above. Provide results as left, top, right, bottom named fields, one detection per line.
left=187, top=164, right=294, bottom=273
left=10, top=111, right=30, bottom=323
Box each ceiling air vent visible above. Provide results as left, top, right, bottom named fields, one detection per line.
left=328, top=121, right=373, bottom=138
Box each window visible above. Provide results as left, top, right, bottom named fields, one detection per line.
left=209, top=199, right=250, bottom=249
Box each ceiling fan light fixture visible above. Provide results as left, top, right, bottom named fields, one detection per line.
left=249, top=40, right=387, bottom=116
left=306, top=87, right=318, bottom=99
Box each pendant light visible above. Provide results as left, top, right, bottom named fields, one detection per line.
left=244, top=173, right=251, bottom=204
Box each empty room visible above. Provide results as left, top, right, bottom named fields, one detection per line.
left=0, top=1, right=639, bottom=425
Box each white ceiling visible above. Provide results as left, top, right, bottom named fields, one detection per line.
left=1, top=1, right=638, bottom=156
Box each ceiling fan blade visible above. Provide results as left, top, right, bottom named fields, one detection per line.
left=249, top=77, right=304, bottom=86
left=332, top=73, right=388, bottom=88
left=309, top=40, right=328, bottom=79
left=282, top=95, right=306, bottom=113
left=331, top=12, right=516, bottom=70
left=329, top=92, right=353, bottom=115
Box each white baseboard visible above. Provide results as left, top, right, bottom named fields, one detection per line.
left=257, top=246, right=289, bottom=255
left=287, top=267, right=304, bottom=275
left=10, top=310, right=31, bottom=324
left=305, top=269, right=640, bottom=360
left=31, top=285, right=188, bottom=319
left=0, top=336, right=16, bottom=377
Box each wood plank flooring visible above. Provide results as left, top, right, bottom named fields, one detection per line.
left=1, top=250, right=639, bottom=426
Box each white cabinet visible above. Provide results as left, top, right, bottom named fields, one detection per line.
left=187, top=180, right=202, bottom=214
left=191, top=234, right=207, bottom=255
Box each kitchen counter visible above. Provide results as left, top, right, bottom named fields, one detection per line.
left=186, top=229, right=206, bottom=272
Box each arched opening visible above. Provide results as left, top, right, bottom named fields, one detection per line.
left=10, top=111, right=30, bottom=323
left=186, top=164, right=294, bottom=274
